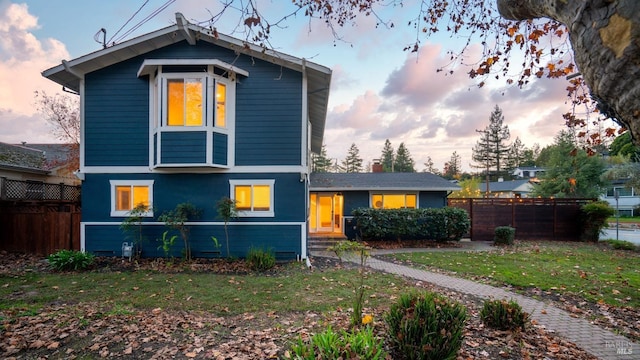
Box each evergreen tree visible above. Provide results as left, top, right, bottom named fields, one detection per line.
left=505, top=137, right=526, bottom=172
left=342, top=143, right=364, bottom=173
left=471, top=105, right=511, bottom=178
left=423, top=156, right=439, bottom=174
left=531, top=131, right=608, bottom=198
left=380, top=139, right=395, bottom=172
left=442, top=151, right=462, bottom=180
left=609, top=131, right=640, bottom=161
left=394, top=143, right=416, bottom=172
left=311, top=144, right=334, bottom=173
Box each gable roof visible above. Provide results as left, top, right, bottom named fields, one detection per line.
left=41, top=13, right=332, bottom=153
left=0, top=142, right=49, bottom=175
left=309, top=173, right=460, bottom=191
left=486, top=179, right=534, bottom=192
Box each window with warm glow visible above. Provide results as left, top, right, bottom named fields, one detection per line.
left=216, top=83, right=226, bottom=128
left=230, top=180, right=275, bottom=217
left=371, top=193, right=417, bottom=209
left=166, top=78, right=203, bottom=126
left=110, top=180, right=154, bottom=217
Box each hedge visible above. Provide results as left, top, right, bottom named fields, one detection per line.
left=352, top=207, right=470, bottom=242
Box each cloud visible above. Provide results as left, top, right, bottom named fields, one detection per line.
left=0, top=2, right=70, bottom=143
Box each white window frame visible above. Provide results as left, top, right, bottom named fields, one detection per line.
left=230, top=179, right=275, bottom=217
left=370, top=192, right=418, bottom=209
left=109, top=180, right=154, bottom=217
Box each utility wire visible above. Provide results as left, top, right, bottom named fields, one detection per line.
left=106, top=0, right=150, bottom=45
left=111, top=0, right=176, bottom=45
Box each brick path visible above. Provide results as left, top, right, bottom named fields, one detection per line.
left=311, top=242, right=638, bottom=359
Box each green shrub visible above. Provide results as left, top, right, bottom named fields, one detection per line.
left=385, top=291, right=466, bottom=360
left=603, top=239, right=638, bottom=251
left=288, top=326, right=386, bottom=360
left=47, top=250, right=95, bottom=271
left=494, top=226, right=515, bottom=245
left=352, top=207, right=470, bottom=242
left=580, top=201, right=614, bottom=242
left=246, top=247, right=276, bottom=271
left=480, top=299, right=529, bottom=331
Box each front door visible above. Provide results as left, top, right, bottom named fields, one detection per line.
left=310, top=193, right=343, bottom=233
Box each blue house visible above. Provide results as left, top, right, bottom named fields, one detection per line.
left=309, top=172, right=460, bottom=239
left=42, top=13, right=331, bottom=260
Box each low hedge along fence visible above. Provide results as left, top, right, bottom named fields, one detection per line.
left=352, top=207, right=470, bottom=242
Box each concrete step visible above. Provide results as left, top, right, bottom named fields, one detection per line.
left=308, top=237, right=347, bottom=251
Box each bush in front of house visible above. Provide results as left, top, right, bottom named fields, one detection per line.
left=580, top=201, right=614, bottom=242
left=47, top=250, right=95, bottom=271
left=385, top=291, right=466, bottom=360
left=352, top=207, right=470, bottom=242
left=246, top=247, right=276, bottom=271
left=480, top=299, right=529, bottom=331
left=494, top=226, right=515, bottom=245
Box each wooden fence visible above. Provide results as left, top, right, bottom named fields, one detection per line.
left=0, top=178, right=81, bottom=255
left=447, top=198, right=593, bottom=241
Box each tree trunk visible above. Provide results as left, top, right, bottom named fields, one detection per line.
left=496, top=0, right=640, bottom=144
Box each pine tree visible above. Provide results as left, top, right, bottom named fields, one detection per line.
left=505, top=137, right=526, bottom=172
left=311, top=144, right=334, bottom=173
left=380, top=139, right=395, bottom=172
left=342, top=143, right=363, bottom=173
left=394, top=143, right=416, bottom=172
left=423, top=156, right=439, bottom=174
left=472, top=105, right=511, bottom=179
left=442, top=151, right=462, bottom=180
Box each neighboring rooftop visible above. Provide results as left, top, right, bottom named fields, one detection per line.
left=309, top=172, right=460, bottom=191
left=0, top=142, right=47, bottom=173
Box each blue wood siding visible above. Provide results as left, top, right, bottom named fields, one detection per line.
left=419, top=191, right=449, bottom=208
left=342, top=191, right=371, bottom=215
left=160, top=131, right=207, bottom=164
left=212, top=132, right=227, bottom=165
left=85, top=224, right=302, bottom=259
left=82, top=173, right=306, bottom=222
left=84, top=59, right=149, bottom=166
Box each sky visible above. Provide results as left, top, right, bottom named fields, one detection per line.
left=0, top=0, right=590, bottom=172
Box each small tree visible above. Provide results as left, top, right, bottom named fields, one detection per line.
left=394, top=142, right=416, bottom=172
left=119, top=203, right=150, bottom=257
left=216, top=197, right=238, bottom=258
left=158, top=202, right=201, bottom=260
left=380, top=139, right=395, bottom=172
left=342, top=143, right=364, bottom=173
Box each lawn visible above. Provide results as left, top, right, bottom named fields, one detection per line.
left=387, top=241, right=640, bottom=308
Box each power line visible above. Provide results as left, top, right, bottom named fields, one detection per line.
left=106, top=0, right=150, bottom=46
left=111, top=0, right=176, bottom=45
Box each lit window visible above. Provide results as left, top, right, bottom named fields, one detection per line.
left=166, top=78, right=203, bottom=126
left=216, top=83, right=226, bottom=128
left=371, top=193, right=417, bottom=209
left=110, top=180, right=154, bottom=217
left=230, top=180, right=275, bottom=217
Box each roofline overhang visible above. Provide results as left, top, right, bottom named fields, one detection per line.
left=309, top=187, right=461, bottom=192
left=0, top=164, right=50, bottom=175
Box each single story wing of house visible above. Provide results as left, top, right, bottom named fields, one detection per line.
left=309, top=172, right=460, bottom=239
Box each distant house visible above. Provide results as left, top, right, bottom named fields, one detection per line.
left=0, top=142, right=79, bottom=201
left=512, top=166, right=545, bottom=179
left=42, top=13, right=331, bottom=260
left=309, top=172, right=460, bottom=238
left=601, top=179, right=639, bottom=217
left=481, top=178, right=535, bottom=198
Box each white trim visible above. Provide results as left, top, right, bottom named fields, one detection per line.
left=230, top=179, right=275, bottom=217
left=79, top=79, right=86, bottom=173
left=109, top=180, right=154, bottom=217
left=369, top=191, right=419, bottom=209
left=80, top=223, right=86, bottom=252
left=82, top=221, right=305, bottom=226
left=301, top=59, right=308, bottom=168
left=137, top=59, right=249, bottom=78
left=81, top=165, right=308, bottom=174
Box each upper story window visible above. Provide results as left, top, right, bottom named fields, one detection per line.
left=166, top=77, right=204, bottom=126
left=606, top=186, right=634, bottom=197
left=372, top=193, right=417, bottom=209
left=138, top=59, right=248, bottom=168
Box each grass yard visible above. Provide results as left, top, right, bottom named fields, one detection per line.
left=0, top=263, right=409, bottom=317
left=387, top=241, right=640, bottom=308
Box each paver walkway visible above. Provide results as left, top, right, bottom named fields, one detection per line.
left=311, top=241, right=638, bottom=360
